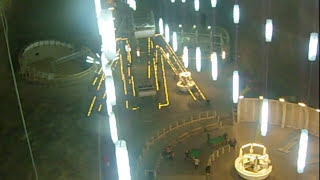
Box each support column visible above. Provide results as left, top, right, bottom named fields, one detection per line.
left=252, top=99, right=256, bottom=122
left=237, top=100, right=241, bottom=123
left=304, top=108, right=309, bottom=129
left=281, top=103, right=287, bottom=128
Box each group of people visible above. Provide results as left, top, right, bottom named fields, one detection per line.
left=162, top=146, right=213, bottom=175
left=184, top=149, right=201, bottom=169
left=162, top=146, right=175, bottom=160
left=228, top=138, right=237, bottom=148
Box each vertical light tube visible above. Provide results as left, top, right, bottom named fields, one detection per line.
left=261, top=99, right=269, bottom=136
left=109, top=112, right=119, bottom=143
left=233, top=4, right=240, bottom=24
left=297, top=129, right=308, bottom=173
left=233, top=70, right=239, bottom=103
left=183, top=46, right=189, bottom=68
left=159, top=18, right=164, bottom=35
left=105, top=76, right=116, bottom=106
left=196, top=47, right=201, bottom=72
left=194, top=0, right=200, bottom=11
left=211, top=0, right=217, bottom=8
left=165, top=24, right=170, bottom=43
left=128, top=0, right=136, bottom=11
left=94, top=0, right=101, bottom=17
left=115, top=140, right=132, bottom=180
left=222, top=50, right=226, bottom=59
left=182, top=0, right=186, bottom=3
left=172, top=32, right=178, bottom=52
left=265, top=19, right=273, bottom=42
left=171, top=0, right=175, bottom=3
left=308, top=32, right=319, bottom=61
left=211, top=52, right=218, bottom=80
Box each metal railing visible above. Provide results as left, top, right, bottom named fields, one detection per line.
left=134, top=111, right=220, bottom=180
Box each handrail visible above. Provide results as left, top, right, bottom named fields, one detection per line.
left=135, top=111, right=218, bottom=179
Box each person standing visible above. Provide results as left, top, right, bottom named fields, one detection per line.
left=194, top=158, right=200, bottom=169
left=184, top=150, right=189, bottom=160
left=205, top=165, right=211, bottom=175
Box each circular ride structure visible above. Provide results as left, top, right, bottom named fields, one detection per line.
left=19, top=40, right=97, bottom=86
left=234, top=143, right=272, bottom=180
left=177, top=71, right=195, bottom=92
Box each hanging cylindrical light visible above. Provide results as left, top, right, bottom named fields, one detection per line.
left=265, top=19, right=273, bottom=42
left=183, top=46, right=189, bottom=68
left=115, top=140, right=132, bottom=180
left=222, top=50, right=226, bottom=59
left=159, top=18, right=164, bottom=35
left=182, top=0, right=186, bottom=3
left=297, top=129, right=308, bottom=173
left=196, top=47, right=201, bottom=72
left=211, top=0, right=217, bottom=8
left=172, top=32, right=178, bottom=52
left=233, top=71, right=239, bottom=103
left=194, top=0, right=200, bottom=11
left=261, top=99, right=269, bottom=136
left=233, top=4, right=240, bottom=24
left=211, top=52, right=218, bottom=80
left=105, top=76, right=116, bottom=106
left=127, top=0, right=136, bottom=11
left=165, top=24, right=170, bottom=42
left=308, top=32, right=319, bottom=61
left=109, top=112, right=119, bottom=143
left=171, top=0, right=175, bottom=3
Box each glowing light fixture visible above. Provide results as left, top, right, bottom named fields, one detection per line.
left=298, top=102, right=306, bottom=107
left=115, top=140, right=132, bottom=180
left=316, top=109, right=320, bottom=112
left=259, top=96, right=264, bottom=100
left=165, top=24, right=170, bottom=42
left=196, top=47, right=201, bottom=72
left=222, top=50, right=226, bottom=59
left=179, top=24, right=182, bottom=28
left=159, top=18, right=164, bottom=35
left=239, top=95, right=244, bottom=99
left=96, top=53, right=100, bottom=58
left=297, top=129, right=308, bottom=173
left=182, top=0, right=186, bottom=3
left=105, top=76, right=116, bottom=106
left=127, top=0, right=136, bottom=11
left=194, top=0, right=199, bottom=11
left=233, top=4, right=240, bottom=24
left=125, top=45, right=131, bottom=52
left=183, top=46, right=189, bottom=68
left=233, top=71, right=239, bottom=103
left=193, top=25, right=197, bottom=29
left=211, top=52, right=218, bottom=80
left=94, top=0, right=101, bottom=17
left=211, top=0, right=217, bottom=8
left=171, top=0, right=175, bottom=3
left=86, top=59, right=94, bottom=63
left=208, top=26, right=211, bottom=30
left=109, top=112, right=119, bottom=143
left=172, top=32, right=178, bottom=52
left=87, top=56, right=94, bottom=60
left=136, top=49, right=140, bottom=57
left=279, top=98, right=285, bottom=102
left=308, top=32, right=319, bottom=61
left=261, top=99, right=269, bottom=136
left=265, top=19, right=273, bottom=42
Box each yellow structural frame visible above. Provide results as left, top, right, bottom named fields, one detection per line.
left=158, top=55, right=170, bottom=109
